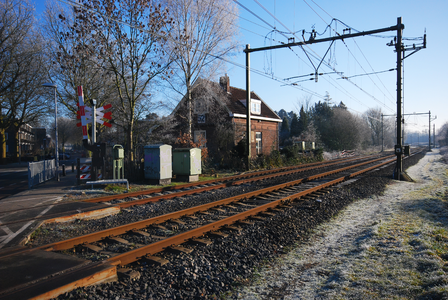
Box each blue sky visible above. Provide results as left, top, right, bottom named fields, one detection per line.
left=226, top=0, right=447, bottom=135
left=31, top=0, right=447, bottom=134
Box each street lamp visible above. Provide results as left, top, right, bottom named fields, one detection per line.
left=42, top=82, right=59, bottom=181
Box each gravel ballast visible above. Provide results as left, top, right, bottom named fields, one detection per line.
left=51, top=151, right=434, bottom=299
left=234, top=149, right=448, bottom=299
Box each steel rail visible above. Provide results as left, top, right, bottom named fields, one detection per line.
left=107, top=157, right=396, bottom=266
left=110, top=155, right=394, bottom=209
left=34, top=155, right=393, bottom=252
left=83, top=155, right=380, bottom=204
left=0, top=155, right=386, bottom=228
left=0, top=155, right=381, bottom=217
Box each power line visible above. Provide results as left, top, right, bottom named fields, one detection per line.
left=338, top=68, right=396, bottom=80
left=247, top=0, right=395, bottom=113
left=299, top=2, right=396, bottom=108
left=55, top=0, right=324, bottom=99
left=233, top=0, right=289, bottom=40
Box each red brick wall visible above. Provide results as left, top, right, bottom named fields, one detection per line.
left=233, top=118, right=279, bottom=157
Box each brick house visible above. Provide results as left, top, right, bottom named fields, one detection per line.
left=171, top=75, right=282, bottom=158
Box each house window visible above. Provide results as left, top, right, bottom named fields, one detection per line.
left=251, top=100, right=261, bottom=115
left=194, top=130, right=207, bottom=148
left=239, top=99, right=261, bottom=115
left=255, top=132, right=262, bottom=154
left=194, top=98, right=209, bottom=114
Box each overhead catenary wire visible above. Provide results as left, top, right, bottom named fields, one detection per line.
left=300, top=1, right=396, bottom=109
left=338, top=68, right=396, bottom=79
left=247, top=0, right=395, bottom=113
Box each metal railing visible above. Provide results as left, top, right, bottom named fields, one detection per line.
left=28, top=159, right=55, bottom=188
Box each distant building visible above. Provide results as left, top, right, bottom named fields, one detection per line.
left=3, top=123, right=47, bottom=162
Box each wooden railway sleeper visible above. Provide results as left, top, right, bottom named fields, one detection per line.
left=236, top=220, right=255, bottom=226
left=249, top=215, right=266, bottom=221
left=83, top=243, right=103, bottom=252
left=106, top=236, right=131, bottom=245
left=151, top=224, right=168, bottom=230
left=189, top=238, right=213, bottom=246
left=208, top=231, right=229, bottom=238
left=132, top=230, right=150, bottom=237
left=223, top=225, right=243, bottom=232
left=143, top=255, right=170, bottom=266
left=167, top=245, right=193, bottom=254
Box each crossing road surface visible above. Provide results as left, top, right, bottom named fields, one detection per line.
left=0, top=166, right=28, bottom=201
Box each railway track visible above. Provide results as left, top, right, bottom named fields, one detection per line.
left=0, top=154, right=389, bottom=227
left=0, top=152, right=413, bottom=300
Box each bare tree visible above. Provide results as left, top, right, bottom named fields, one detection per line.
left=50, top=117, right=81, bottom=152
left=56, top=0, right=175, bottom=169
left=166, top=0, right=239, bottom=139
left=43, top=2, right=117, bottom=118
left=0, top=0, right=51, bottom=163
left=438, top=122, right=448, bottom=147
left=0, top=0, right=33, bottom=98
left=364, top=108, right=383, bottom=146
left=382, top=115, right=395, bottom=149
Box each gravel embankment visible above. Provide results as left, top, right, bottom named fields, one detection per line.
left=51, top=152, right=428, bottom=299
left=234, top=149, right=448, bottom=300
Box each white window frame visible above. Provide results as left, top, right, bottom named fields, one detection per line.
left=239, top=99, right=261, bottom=115
left=251, top=100, right=261, bottom=115
left=194, top=130, right=207, bottom=148
left=255, top=132, right=262, bottom=154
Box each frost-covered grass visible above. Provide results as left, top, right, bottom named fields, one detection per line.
left=234, top=149, right=448, bottom=300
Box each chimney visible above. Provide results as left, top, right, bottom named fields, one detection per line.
left=219, top=74, right=230, bottom=93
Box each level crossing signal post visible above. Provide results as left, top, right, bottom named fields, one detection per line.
left=76, top=86, right=113, bottom=182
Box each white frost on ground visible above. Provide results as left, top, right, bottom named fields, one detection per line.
left=235, top=149, right=448, bottom=299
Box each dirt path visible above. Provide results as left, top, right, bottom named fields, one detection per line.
left=235, top=149, right=448, bottom=299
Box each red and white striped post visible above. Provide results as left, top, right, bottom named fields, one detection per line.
left=77, top=86, right=89, bottom=141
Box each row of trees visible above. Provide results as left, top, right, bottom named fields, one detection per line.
left=278, top=96, right=396, bottom=151
left=1, top=0, right=239, bottom=166
left=0, top=0, right=53, bottom=162
left=437, top=123, right=448, bottom=147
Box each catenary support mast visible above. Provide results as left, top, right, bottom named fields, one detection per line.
left=244, top=17, right=424, bottom=180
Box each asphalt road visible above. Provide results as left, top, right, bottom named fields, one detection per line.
left=0, top=165, right=28, bottom=201
left=0, top=157, right=78, bottom=201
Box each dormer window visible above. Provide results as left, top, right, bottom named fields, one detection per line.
left=239, top=99, right=261, bottom=115
left=251, top=100, right=261, bottom=115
